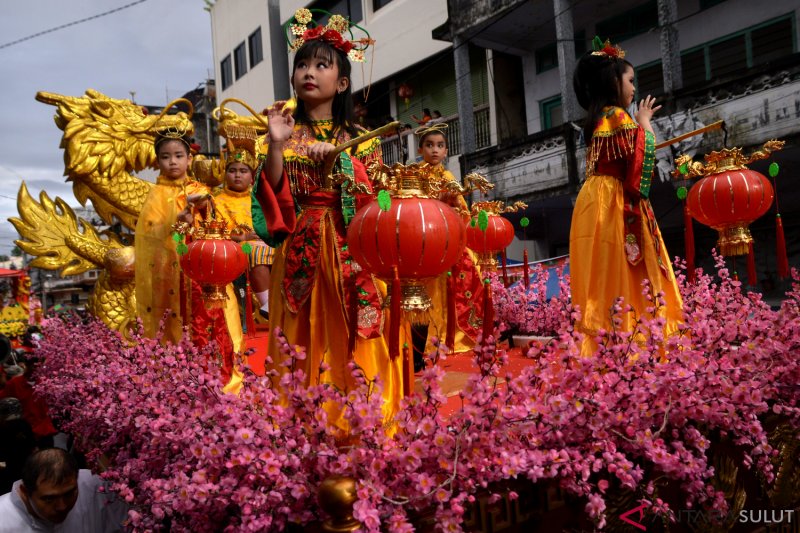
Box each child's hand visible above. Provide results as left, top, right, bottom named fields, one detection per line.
left=307, top=142, right=336, bottom=163
left=635, top=95, right=661, bottom=124
left=266, top=101, right=296, bottom=144
left=177, top=208, right=194, bottom=224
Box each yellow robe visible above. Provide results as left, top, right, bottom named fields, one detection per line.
left=570, top=107, right=682, bottom=354
left=134, top=176, right=208, bottom=343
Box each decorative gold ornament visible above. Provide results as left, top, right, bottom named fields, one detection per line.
left=318, top=476, right=360, bottom=533
left=9, top=184, right=136, bottom=336
left=35, top=90, right=197, bottom=230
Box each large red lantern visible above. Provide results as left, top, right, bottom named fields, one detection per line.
left=684, top=144, right=780, bottom=256
left=347, top=165, right=466, bottom=314
left=179, top=219, right=248, bottom=306
left=465, top=200, right=524, bottom=270
left=397, top=83, right=414, bottom=110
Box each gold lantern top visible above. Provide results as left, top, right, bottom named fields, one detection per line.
left=672, top=139, right=785, bottom=179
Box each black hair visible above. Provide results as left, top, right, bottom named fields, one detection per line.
left=22, top=448, right=79, bottom=493
left=573, top=52, right=634, bottom=142
left=423, top=108, right=431, bottom=116
left=292, top=39, right=359, bottom=144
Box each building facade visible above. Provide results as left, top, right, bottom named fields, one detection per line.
left=209, top=0, right=800, bottom=297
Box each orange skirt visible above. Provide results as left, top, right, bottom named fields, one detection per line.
left=569, top=174, right=682, bottom=353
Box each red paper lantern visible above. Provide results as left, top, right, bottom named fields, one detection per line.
left=348, top=196, right=465, bottom=312
left=180, top=220, right=248, bottom=306
left=465, top=204, right=515, bottom=271
left=687, top=167, right=773, bottom=256
left=397, top=83, right=414, bottom=109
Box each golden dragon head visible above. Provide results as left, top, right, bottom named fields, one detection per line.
left=36, top=89, right=194, bottom=179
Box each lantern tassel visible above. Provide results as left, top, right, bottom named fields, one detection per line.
left=482, top=279, right=493, bottom=344
left=389, top=266, right=401, bottom=360
left=684, top=202, right=695, bottom=283
left=522, top=248, right=530, bottom=289
left=446, top=273, right=456, bottom=350
left=747, top=241, right=758, bottom=287
left=347, top=273, right=358, bottom=358
left=501, top=249, right=509, bottom=287
left=776, top=214, right=789, bottom=279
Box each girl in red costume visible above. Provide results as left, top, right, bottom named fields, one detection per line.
left=570, top=38, right=682, bottom=354
left=255, top=9, right=402, bottom=429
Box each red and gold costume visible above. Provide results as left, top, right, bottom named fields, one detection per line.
left=424, top=167, right=483, bottom=352
left=570, top=107, right=682, bottom=351
left=255, top=121, right=403, bottom=428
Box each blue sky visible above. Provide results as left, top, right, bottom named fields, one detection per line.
left=0, top=0, right=214, bottom=254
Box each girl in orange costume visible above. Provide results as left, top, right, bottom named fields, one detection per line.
left=255, top=10, right=402, bottom=429
left=570, top=39, right=682, bottom=354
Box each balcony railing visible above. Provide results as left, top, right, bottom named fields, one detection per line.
left=379, top=105, right=491, bottom=165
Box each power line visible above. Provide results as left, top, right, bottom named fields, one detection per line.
left=0, top=0, right=151, bottom=50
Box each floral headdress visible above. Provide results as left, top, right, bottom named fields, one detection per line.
left=590, top=35, right=625, bottom=59
left=284, top=8, right=374, bottom=63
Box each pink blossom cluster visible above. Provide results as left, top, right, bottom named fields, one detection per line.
left=491, top=263, right=573, bottom=337
left=32, top=255, right=800, bottom=532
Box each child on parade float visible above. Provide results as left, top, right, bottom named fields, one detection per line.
left=411, top=124, right=484, bottom=371
left=254, top=9, right=402, bottom=429
left=570, top=38, right=682, bottom=355
left=135, top=130, right=237, bottom=388
left=212, top=129, right=275, bottom=321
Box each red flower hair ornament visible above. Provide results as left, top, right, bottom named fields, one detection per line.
left=284, top=8, right=373, bottom=62
left=590, top=36, right=626, bottom=59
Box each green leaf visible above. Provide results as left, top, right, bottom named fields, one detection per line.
left=478, top=210, right=489, bottom=232
left=241, top=242, right=252, bottom=254
left=172, top=232, right=183, bottom=243
left=769, top=162, right=780, bottom=178
left=676, top=186, right=688, bottom=200
left=469, top=218, right=477, bottom=228
left=592, top=35, right=604, bottom=51
left=176, top=243, right=189, bottom=256
left=377, top=189, right=392, bottom=211
left=679, top=162, right=688, bottom=176
left=520, top=216, right=530, bottom=228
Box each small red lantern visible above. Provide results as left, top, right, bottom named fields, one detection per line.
left=397, top=83, right=414, bottom=110
left=179, top=219, right=248, bottom=307
left=465, top=201, right=521, bottom=271
left=684, top=145, right=778, bottom=256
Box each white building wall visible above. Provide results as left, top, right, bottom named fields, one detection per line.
left=211, top=0, right=274, bottom=110
left=210, top=0, right=451, bottom=115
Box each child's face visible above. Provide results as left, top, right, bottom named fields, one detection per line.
left=226, top=162, right=254, bottom=192
left=619, top=64, right=636, bottom=107
left=292, top=52, right=348, bottom=106
left=418, top=133, right=448, bottom=166
left=157, top=140, right=192, bottom=180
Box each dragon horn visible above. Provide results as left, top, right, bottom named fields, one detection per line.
left=35, top=91, right=78, bottom=106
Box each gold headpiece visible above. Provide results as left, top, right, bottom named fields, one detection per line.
left=222, top=124, right=259, bottom=172
left=155, top=124, right=192, bottom=151
left=414, top=122, right=448, bottom=138
left=590, top=36, right=625, bottom=59
left=284, top=8, right=374, bottom=62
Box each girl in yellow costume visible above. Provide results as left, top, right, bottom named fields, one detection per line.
left=570, top=38, right=682, bottom=354
left=412, top=124, right=484, bottom=369
left=254, top=9, right=402, bottom=429
left=135, top=130, right=209, bottom=343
